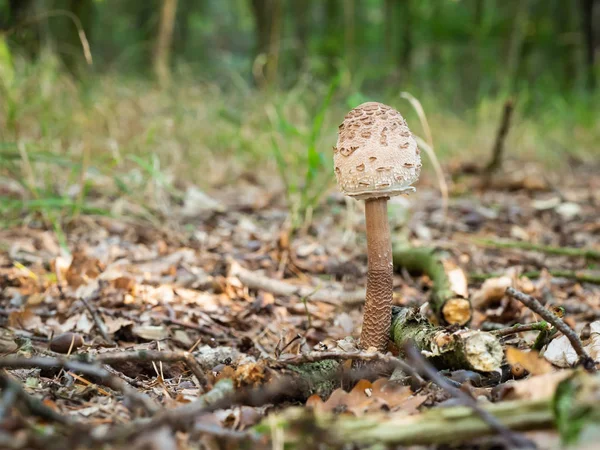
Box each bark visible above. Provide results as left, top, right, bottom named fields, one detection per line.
left=154, top=0, right=178, bottom=87
left=580, top=0, right=598, bottom=90
left=392, top=246, right=472, bottom=326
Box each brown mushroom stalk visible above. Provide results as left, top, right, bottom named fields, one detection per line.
left=334, top=102, right=422, bottom=352
left=362, top=197, right=394, bottom=351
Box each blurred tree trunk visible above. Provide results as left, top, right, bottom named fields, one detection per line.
left=292, top=0, right=311, bottom=71
left=343, top=0, right=355, bottom=70
left=556, top=0, right=578, bottom=90
left=155, top=0, right=178, bottom=87
left=398, top=0, right=412, bottom=77
left=250, top=0, right=282, bottom=88
left=174, top=0, right=200, bottom=59
left=384, top=0, right=393, bottom=64
left=322, top=0, right=341, bottom=76
left=504, top=0, right=530, bottom=93
left=2, top=0, right=40, bottom=58
left=580, top=0, right=598, bottom=90
left=385, top=0, right=411, bottom=78
left=136, top=1, right=157, bottom=70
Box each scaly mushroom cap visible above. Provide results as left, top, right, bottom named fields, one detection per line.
left=334, top=102, right=421, bottom=200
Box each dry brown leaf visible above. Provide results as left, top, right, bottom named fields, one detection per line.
left=8, top=309, right=45, bottom=333
left=506, top=347, right=553, bottom=375
left=472, top=276, right=512, bottom=309
left=132, top=325, right=169, bottom=341
left=305, top=379, right=424, bottom=417
left=499, top=371, right=573, bottom=401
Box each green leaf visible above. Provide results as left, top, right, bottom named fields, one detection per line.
left=553, top=375, right=592, bottom=446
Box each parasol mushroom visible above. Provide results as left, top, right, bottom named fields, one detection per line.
left=334, top=102, right=421, bottom=351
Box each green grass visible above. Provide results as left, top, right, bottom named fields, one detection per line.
left=0, top=53, right=598, bottom=228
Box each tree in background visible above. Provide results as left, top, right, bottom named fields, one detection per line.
left=250, top=0, right=282, bottom=88
left=154, top=0, right=178, bottom=86
left=580, top=0, right=598, bottom=90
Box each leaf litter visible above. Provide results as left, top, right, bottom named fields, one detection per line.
left=0, top=163, right=600, bottom=448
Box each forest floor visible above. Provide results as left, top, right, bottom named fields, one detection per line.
left=1, top=156, right=600, bottom=449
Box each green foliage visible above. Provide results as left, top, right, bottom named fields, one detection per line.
left=552, top=374, right=594, bottom=446
left=269, top=76, right=339, bottom=230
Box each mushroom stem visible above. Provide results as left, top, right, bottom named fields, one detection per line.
left=361, top=197, right=393, bottom=351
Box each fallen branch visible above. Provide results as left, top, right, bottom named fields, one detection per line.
left=390, top=306, right=503, bottom=372
left=269, top=396, right=551, bottom=447
left=230, top=262, right=365, bottom=305
left=470, top=270, right=600, bottom=285
left=506, top=287, right=595, bottom=370
left=393, top=246, right=471, bottom=325
left=472, top=238, right=600, bottom=261
left=0, top=356, right=158, bottom=414
left=404, top=341, right=533, bottom=448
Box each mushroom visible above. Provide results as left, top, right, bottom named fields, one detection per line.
left=334, top=102, right=421, bottom=351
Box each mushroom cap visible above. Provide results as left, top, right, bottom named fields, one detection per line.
left=333, top=102, right=421, bottom=200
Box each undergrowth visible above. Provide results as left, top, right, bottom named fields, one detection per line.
left=0, top=53, right=598, bottom=229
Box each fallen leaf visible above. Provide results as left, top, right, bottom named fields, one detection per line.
left=132, top=325, right=169, bottom=341
left=506, top=347, right=553, bottom=375
left=472, top=276, right=512, bottom=309
left=544, top=322, right=600, bottom=368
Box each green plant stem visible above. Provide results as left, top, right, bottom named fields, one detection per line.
left=392, top=246, right=472, bottom=325
left=473, top=238, right=600, bottom=261
left=491, top=321, right=550, bottom=338
left=470, top=270, right=600, bottom=285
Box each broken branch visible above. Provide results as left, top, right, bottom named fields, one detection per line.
left=506, top=287, right=595, bottom=370
left=391, top=306, right=503, bottom=372
left=393, top=246, right=472, bottom=325
left=230, top=262, right=365, bottom=305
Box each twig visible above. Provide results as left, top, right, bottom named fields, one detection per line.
left=230, top=262, right=365, bottom=305
left=0, top=356, right=158, bottom=414
left=471, top=238, right=600, bottom=261
left=506, top=287, right=595, bottom=370
left=484, top=97, right=515, bottom=178
left=404, top=341, right=534, bottom=449
left=80, top=292, right=115, bottom=345
left=491, top=321, right=550, bottom=337
left=93, top=350, right=207, bottom=388
left=470, top=270, right=600, bottom=285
